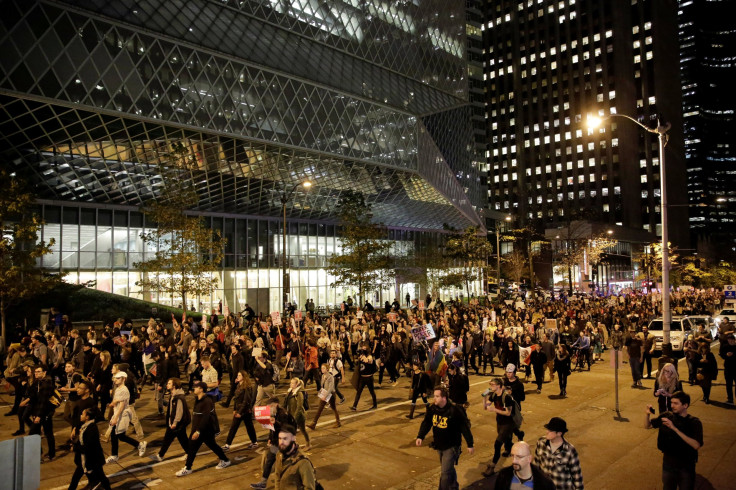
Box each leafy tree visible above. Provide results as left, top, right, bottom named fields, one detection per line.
left=326, top=192, right=394, bottom=305
left=552, top=220, right=589, bottom=294
left=395, top=246, right=449, bottom=299
left=0, top=170, right=64, bottom=342
left=504, top=223, right=548, bottom=299
left=634, top=242, right=679, bottom=284
left=587, top=234, right=618, bottom=289
left=502, top=249, right=528, bottom=285
left=442, top=226, right=494, bottom=297
left=134, top=145, right=225, bottom=309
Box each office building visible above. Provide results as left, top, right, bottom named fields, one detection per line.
left=0, top=0, right=484, bottom=313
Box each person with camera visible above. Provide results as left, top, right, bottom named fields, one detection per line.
left=645, top=391, right=703, bottom=490
left=416, top=386, right=474, bottom=490
left=350, top=343, right=378, bottom=411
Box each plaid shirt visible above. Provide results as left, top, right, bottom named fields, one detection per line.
left=535, top=437, right=584, bottom=490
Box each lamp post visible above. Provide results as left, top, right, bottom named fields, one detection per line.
left=280, top=180, right=312, bottom=313
left=496, top=215, right=512, bottom=288
left=588, top=114, right=672, bottom=347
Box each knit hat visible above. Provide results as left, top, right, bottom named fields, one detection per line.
left=505, top=363, right=516, bottom=373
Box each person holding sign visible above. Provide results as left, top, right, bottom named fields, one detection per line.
left=307, top=363, right=341, bottom=430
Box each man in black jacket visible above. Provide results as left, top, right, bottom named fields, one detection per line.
left=416, top=386, right=474, bottom=490
left=30, top=364, right=57, bottom=462
left=176, top=381, right=230, bottom=477
left=494, top=441, right=555, bottom=490
left=151, top=378, right=190, bottom=462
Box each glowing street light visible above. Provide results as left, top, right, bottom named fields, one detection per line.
left=587, top=113, right=673, bottom=348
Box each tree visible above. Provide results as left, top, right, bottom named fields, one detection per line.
left=0, top=170, right=64, bottom=342
left=502, top=249, right=528, bottom=285
left=552, top=220, right=589, bottom=294
left=504, top=223, right=548, bottom=299
left=634, top=242, right=679, bottom=284
left=134, top=166, right=225, bottom=309
left=395, top=246, right=449, bottom=299
left=586, top=234, right=618, bottom=289
left=326, top=192, right=394, bottom=305
left=443, top=226, right=494, bottom=298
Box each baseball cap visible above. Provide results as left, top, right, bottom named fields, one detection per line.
left=544, top=417, right=568, bottom=434
left=113, top=371, right=127, bottom=379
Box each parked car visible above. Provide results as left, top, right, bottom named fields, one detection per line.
left=714, top=308, right=736, bottom=328
left=646, top=316, right=695, bottom=355
left=688, top=315, right=718, bottom=339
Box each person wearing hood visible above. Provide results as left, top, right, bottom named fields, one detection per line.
left=150, top=378, right=191, bottom=462
left=284, top=377, right=311, bottom=450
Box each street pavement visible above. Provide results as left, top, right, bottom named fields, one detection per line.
left=1, top=346, right=734, bottom=490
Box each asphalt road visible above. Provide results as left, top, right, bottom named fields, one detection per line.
left=1, top=349, right=734, bottom=489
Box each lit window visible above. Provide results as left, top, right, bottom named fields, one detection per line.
left=641, top=175, right=647, bottom=183
left=648, top=96, right=656, bottom=105
left=646, top=51, right=653, bottom=60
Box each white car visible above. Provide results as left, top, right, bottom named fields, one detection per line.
left=714, top=309, right=736, bottom=330
left=688, top=315, right=718, bottom=339
left=646, top=316, right=695, bottom=354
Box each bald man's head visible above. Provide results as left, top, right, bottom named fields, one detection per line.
left=511, top=441, right=532, bottom=472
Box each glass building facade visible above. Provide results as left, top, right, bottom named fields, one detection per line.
left=0, top=0, right=485, bottom=314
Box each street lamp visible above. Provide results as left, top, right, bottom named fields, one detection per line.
left=588, top=113, right=673, bottom=348
left=280, top=180, right=312, bottom=313
left=496, top=215, right=512, bottom=288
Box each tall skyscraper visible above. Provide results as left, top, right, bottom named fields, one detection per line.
left=679, top=0, right=736, bottom=257
left=483, top=0, right=688, bottom=248
left=0, top=0, right=484, bottom=312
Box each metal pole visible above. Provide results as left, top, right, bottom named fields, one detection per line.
left=496, top=221, right=501, bottom=287
left=658, top=125, right=672, bottom=348
left=614, top=347, right=620, bottom=415
left=282, top=196, right=288, bottom=314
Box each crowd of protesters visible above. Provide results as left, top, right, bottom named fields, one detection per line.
left=1, top=286, right=732, bottom=488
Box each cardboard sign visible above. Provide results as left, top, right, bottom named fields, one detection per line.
left=545, top=318, right=557, bottom=330
left=514, top=301, right=525, bottom=310
left=388, top=312, right=397, bottom=323
left=260, top=321, right=268, bottom=332
left=252, top=347, right=263, bottom=358
left=356, top=310, right=363, bottom=318
left=418, top=300, right=425, bottom=310
left=270, top=311, right=282, bottom=326
left=491, top=310, right=497, bottom=323
left=294, top=310, right=303, bottom=321
left=254, top=405, right=271, bottom=425
left=410, top=324, right=436, bottom=343
left=483, top=317, right=489, bottom=328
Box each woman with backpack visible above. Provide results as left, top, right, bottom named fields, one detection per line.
left=284, top=377, right=311, bottom=450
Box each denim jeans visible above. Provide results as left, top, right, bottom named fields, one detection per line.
left=629, top=357, right=642, bottom=382
left=436, top=446, right=461, bottom=490
left=662, top=463, right=695, bottom=490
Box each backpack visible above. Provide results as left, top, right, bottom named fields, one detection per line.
left=294, top=454, right=323, bottom=490
left=301, top=390, right=310, bottom=412
left=503, top=393, right=523, bottom=428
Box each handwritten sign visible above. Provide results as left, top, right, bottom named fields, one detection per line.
left=294, top=310, right=303, bottom=321
left=270, top=311, right=282, bottom=326
left=418, top=300, right=425, bottom=311
left=260, top=321, right=268, bottom=332
left=410, top=324, right=436, bottom=343
left=357, top=310, right=363, bottom=318
left=388, top=312, right=398, bottom=323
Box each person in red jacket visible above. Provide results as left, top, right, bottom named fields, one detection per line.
left=302, top=339, right=321, bottom=391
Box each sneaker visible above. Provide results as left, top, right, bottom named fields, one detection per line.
left=176, top=467, right=192, bottom=477
left=11, top=430, right=24, bottom=436
left=138, top=441, right=147, bottom=457
left=481, top=462, right=496, bottom=477
left=216, top=460, right=231, bottom=470
left=222, top=444, right=230, bottom=452
left=247, top=442, right=259, bottom=449
left=105, top=455, right=119, bottom=464
left=501, top=450, right=510, bottom=457
left=338, top=397, right=345, bottom=405
left=536, top=389, right=541, bottom=394
left=149, top=453, right=163, bottom=462
left=350, top=406, right=357, bottom=411
left=250, top=482, right=267, bottom=489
